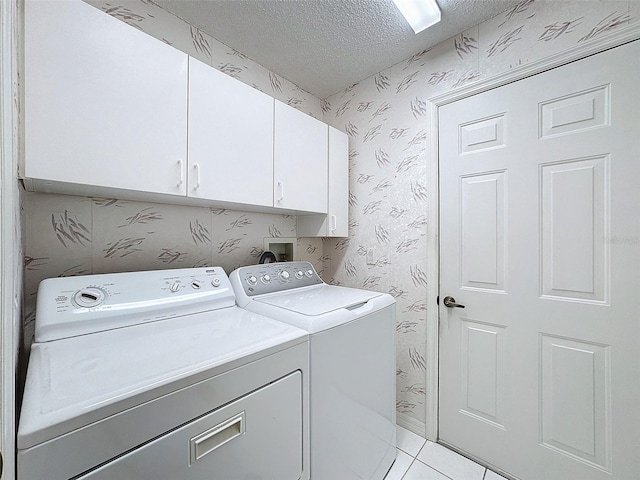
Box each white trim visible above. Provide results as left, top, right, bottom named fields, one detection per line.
left=396, top=412, right=426, bottom=438
left=424, top=24, right=640, bottom=443
left=0, top=0, right=21, bottom=478
left=424, top=100, right=439, bottom=442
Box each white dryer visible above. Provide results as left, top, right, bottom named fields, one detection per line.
left=230, top=261, right=396, bottom=480
left=18, top=267, right=309, bottom=480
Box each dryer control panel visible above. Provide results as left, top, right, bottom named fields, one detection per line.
left=230, top=262, right=323, bottom=300
left=35, top=267, right=234, bottom=342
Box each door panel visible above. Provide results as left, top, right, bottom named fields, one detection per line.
left=187, top=58, right=274, bottom=207
left=460, top=171, right=506, bottom=291
left=540, top=156, right=608, bottom=303
left=540, top=335, right=610, bottom=471
left=24, top=0, right=188, bottom=196
left=274, top=101, right=328, bottom=213
left=439, top=41, right=640, bottom=480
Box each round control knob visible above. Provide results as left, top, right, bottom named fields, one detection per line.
left=280, top=270, right=290, bottom=280
left=305, top=269, right=314, bottom=277
left=295, top=270, right=304, bottom=279
left=261, top=274, right=272, bottom=284
left=247, top=275, right=258, bottom=286
left=73, top=287, right=106, bottom=308
left=211, top=278, right=221, bottom=287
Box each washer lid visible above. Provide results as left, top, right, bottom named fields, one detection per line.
left=255, top=284, right=382, bottom=316
left=18, top=307, right=307, bottom=450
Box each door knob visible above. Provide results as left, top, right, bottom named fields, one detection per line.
left=443, top=296, right=465, bottom=308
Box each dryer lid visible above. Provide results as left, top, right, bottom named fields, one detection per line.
left=255, top=284, right=382, bottom=316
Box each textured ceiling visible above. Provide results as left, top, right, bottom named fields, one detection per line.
left=154, top=0, right=520, bottom=98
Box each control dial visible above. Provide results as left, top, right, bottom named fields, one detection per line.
left=295, top=270, right=304, bottom=279
left=279, top=270, right=290, bottom=280
left=261, top=274, right=272, bottom=284
left=247, top=275, right=258, bottom=286
left=305, top=269, right=314, bottom=278
left=73, top=287, right=106, bottom=308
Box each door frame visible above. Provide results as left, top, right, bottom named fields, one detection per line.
left=1, top=0, right=21, bottom=477
left=424, top=24, right=640, bottom=442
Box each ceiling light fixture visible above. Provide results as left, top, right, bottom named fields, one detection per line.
left=392, top=0, right=441, bottom=34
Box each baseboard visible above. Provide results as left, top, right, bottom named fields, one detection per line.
left=396, top=412, right=427, bottom=439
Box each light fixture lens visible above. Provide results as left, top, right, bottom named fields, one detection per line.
left=392, top=0, right=441, bottom=34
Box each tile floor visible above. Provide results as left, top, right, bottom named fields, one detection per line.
left=386, top=426, right=509, bottom=480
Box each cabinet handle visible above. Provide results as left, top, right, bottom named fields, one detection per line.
left=177, top=159, right=184, bottom=187
left=277, top=181, right=284, bottom=202
left=331, top=215, right=337, bottom=232
left=194, top=164, right=201, bottom=190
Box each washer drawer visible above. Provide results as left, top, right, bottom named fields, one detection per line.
left=79, top=371, right=303, bottom=480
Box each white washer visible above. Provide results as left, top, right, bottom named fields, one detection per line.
left=18, top=267, right=309, bottom=480
left=230, top=261, right=397, bottom=480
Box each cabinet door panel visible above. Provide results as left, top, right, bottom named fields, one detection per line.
left=274, top=102, right=328, bottom=213
left=24, top=0, right=188, bottom=196
left=328, top=127, right=349, bottom=236
left=188, top=59, right=274, bottom=207
left=296, top=127, right=349, bottom=237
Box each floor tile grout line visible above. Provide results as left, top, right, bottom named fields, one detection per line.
left=397, top=444, right=425, bottom=458
left=398, top=457, right=414, bottom=480
left=412, top=457, right=456, bottom=480
left=396, top=427, right=494, bottom=480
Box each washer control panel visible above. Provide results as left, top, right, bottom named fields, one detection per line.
left=35, top=267, right=234, bottom=342
left=231, top=261, right=323, bottom=298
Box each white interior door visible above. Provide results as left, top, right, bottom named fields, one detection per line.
left=439, top=41, right=640, bottom=480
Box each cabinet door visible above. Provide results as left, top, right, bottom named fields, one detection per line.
left=297, top=127, right=349, bottom=237
left=274, top=102, right=328, bottom=213
left=24, top=0, right=188, bottom=196
left=188, top=58, right=274, bottom=207
left=327, top=127, right=349, bottom=236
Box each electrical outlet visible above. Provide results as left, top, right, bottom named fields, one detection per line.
left=366, top=247, right=375, bottom=265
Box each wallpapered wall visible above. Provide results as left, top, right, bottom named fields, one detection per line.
left=21, top=0, right=638, bottom=433
left=321, top=0, right=638, bottom=430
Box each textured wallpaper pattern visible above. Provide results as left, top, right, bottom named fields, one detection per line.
left=321, top=0, right=637, bottom=427
left=21, top=0, right=638, bottom=432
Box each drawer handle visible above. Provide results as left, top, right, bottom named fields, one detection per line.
left=190, top=412, right=245, bottom=464
left=331, top=214, right=337, bottom=232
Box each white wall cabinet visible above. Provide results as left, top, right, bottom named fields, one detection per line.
left=188, top=58, right=274, bottom=207
left=297, top=127, right=349, bottom=237
left=23, top=0, right=188, bottom=197
left=274, top=101, right=328, bottom=214
left=22, top=0, right=347, bottom=220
